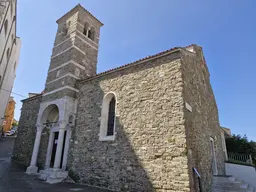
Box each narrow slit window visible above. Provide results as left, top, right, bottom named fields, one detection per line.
left=83, top=22, right=89, bottom=36
left=4, top=19, right=8, bottom=36
left=107, top=97, right=116, bottom=136
left=88, top=27, right=95, bottom=41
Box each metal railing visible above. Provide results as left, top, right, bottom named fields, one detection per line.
left=227, top=152, right=253, bottom=165
left=193, top=167, right=202, bottom=192
left=43, top=121, right=58, bottom=128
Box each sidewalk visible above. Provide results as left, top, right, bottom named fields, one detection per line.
left=0, top=137, right=112, bottom=192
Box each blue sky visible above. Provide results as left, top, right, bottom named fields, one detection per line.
left=13, top=0, right=256, bottom=140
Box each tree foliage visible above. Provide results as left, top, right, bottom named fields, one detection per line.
left=226, top=134, right=256, bottom=159
left=12, top=122, right=18, bottom=127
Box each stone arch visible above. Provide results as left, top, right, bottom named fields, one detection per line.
left=40, top=104, right=59, bottom=126
left=37, top=100, right=66, bottom=127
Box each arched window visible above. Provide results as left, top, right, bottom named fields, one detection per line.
left=88, top=27, right=95, bottom=41
left=83, top=22, right=89, bottom=36
left=107, top=97, right=116, bottom=136
left=4, top=19, right=8, bottom=36
left=10, top=3, right=13, bottom=16
left=99, top=93, right=117, bottom=141
left=6, top=48, right=10, bottom=60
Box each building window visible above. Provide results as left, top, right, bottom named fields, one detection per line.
left=14, top=62, right=17, bottom=71
left=4, top=19, right=8, bottom=36
left=10, top=2, right=13, bottom=16
left=6, top=48, right=10, bottom=60
left=75, top=68, right=80, bottom=77
left=88, top=27, right=95, bottom=41
left=56, top=70, right=61, bottom=77
left=107, top=97, right=116, bottom=136
left=83, top=22, right=89, bottom=36
left=99, top=92, right=117, bottom=141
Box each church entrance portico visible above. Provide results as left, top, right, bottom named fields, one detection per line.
left=26, top=97, right=76, bottom=183
left=44, top=126, right=69, bottom=171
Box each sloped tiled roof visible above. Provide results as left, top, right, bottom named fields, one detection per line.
left=22, top=44, right=197, bottom=101
left=80, top=44, right=197, bottom=83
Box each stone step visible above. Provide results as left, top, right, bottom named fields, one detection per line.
left=212, top=182, right=244, bottom=188
left=212, top=187, right=254, bottom=192
left=39, top=170, right=49, bottom=180
left=213, top=176, right=237, bottom=182
left=46, top=176, right=66, bottom=184
left=212, top=176, right=255, bottom=192
left=38, top=169, right=68, bottom=184
left=213, top=190, right=254, bottom=192
left=213, top=185, right=247, bottom=191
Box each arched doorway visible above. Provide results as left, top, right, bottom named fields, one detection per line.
left=39, top=104, right=68, bottom=170
left=27, top=102, right=72, bottom=182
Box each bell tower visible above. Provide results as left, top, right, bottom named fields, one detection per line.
left=43, top=4, right=103, bottom=101
left=26, top=4, right=103, bottom=181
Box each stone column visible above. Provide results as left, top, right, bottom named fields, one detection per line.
left=53, top=123, right=66, bottom=169
left=61, top=128, right=71, bottom=170
left=26, top=125, right=43, bottom=174
left=44, top=130, right=54, bottom=169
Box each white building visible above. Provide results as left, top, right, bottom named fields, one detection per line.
left=0, top=0, right=21, bottom=125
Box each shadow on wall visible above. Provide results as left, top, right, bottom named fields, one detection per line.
left=68, top=80, right=155, bottom=191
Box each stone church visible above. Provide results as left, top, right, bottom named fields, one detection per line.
left=13, top=4, right=227, bottom=192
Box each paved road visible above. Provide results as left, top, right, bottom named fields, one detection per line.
left=0, top=137, right=111, bottom=192
left=0, top=136, right=14, bottom=178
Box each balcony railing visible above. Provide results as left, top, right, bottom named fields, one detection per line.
left=227, top=152, right=253, bottom=165
left=43, top=122, right=58, bottom=128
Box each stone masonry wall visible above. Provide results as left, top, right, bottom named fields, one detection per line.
left=54, top=12, right=78, bottom=47
left=12, top=95, right=42, bottom=166
left=42, top=88, right=77, bottom=102
left=37, top=128, right=49, bottom=170
left=49, top=47, right=85, bottom=71
left=68, top=51, right=191, bottom=192
left=181, top=46, right=225, bottom=192
left=46, top=63, right=80, bottom=83
left=44, top=75, right=77, bottom=93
